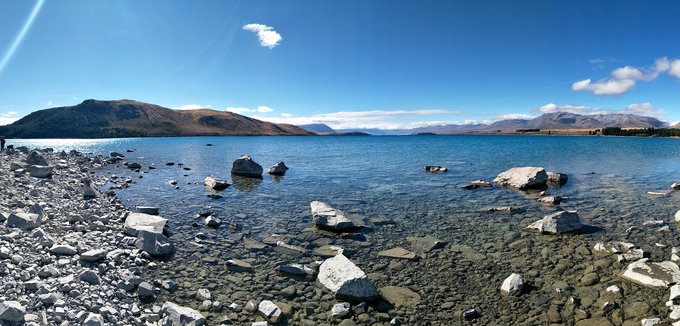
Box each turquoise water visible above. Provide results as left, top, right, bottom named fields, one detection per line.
left=13, top=135, right=680, bottom=324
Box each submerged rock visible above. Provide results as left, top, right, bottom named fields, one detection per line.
left=380, top=286, right=422, bottom=307
left=621, top=259, right=680, bottom=288
left=407, top=236, right=446, bottom=252
left=493, top=167, right=548, bottom=189
left=378, top=247, right=418, bottom=260
left=267, top=162, right=289, bottom=176
left=537, top=195, right=562, bottom=205
left=424, top=165, right=447, bottom=173
left=317, top=254, right=380, bottom=302
left=136, top=206, right=159, bottom=215
left=547, top=172, right=568, bottom=185
left=461, top=180, right=492, bottom=189
left=231, top=154, right=263, bottom=178
left=310, top=201, right=358, bottom=232
left=204, top=176, right=230, bottom=191
left=527, top=210, right=582, bottom=234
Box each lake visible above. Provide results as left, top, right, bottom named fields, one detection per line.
left=11, top=135, right=680, bottom=325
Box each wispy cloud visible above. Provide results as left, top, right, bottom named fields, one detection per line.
left=225, top=105, right=275, bottom=114
left=496, top=113, right=537, bottom=120
left=573, top=57, right=679, bottom=95
left=243, top=23, right=282, bottom=48
left=253, top=109, right=459, bottom=129
left=0, top=111, right=20, bottom=125
left=174, top=104, right=208, bottom=110
left=534, top=102, right=664, bottom=118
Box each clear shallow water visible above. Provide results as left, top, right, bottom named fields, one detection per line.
left=15, top=135, right=680, bottom=325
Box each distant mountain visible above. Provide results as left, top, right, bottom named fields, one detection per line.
left=0, top=99, right=314, bottom=138
left=401, top=112, right=668, bottom=135
left=298, top=123, right=335, bottom=133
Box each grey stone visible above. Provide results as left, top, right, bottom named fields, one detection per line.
left=527, top=210, right=582, bottom=234
left=135, top=230, right=174, bottom=257
left=162, top=301, right=206, bottom=325
left=493, top=167, right=548, bottom=189
left=267, top=162, right=288, bottom=176
left=204, top=176, right=230, bottom=190
left=231, top=154, right=263, bottom=178
left=0, top=301, right=25, bottom=322
left=6, top=212, right=40, bottom=230
left=500, top=273, right=524, bottom=295
left=79, top=270, right=100, bottom=285
left=258, top=300, right=281, bottom=323
left=318, top=254, right=380, bottom=302
left=124, top=212, right=168, bottom=236
left=310, top=201, right=358, bottom=232
left=83, top=313, right=104, bottom=326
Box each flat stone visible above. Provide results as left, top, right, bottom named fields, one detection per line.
left=407, top=236, right=446, bottom=252
left=204, top=176, right=230, bottom=191
left=493, top=167, right=548, bottom=189
left=6, top=212, right=40, bottom=230
left=124, top=213, right=167, bottom=236
left=136, top=206, right=159, bottom=215
left=50, top=244, right=78, bottom=256
left=621, top=259, right=680, bottom=288
left=378, top=247, right=417, bottom=260
left=380, top=286, right=421, bottom=307
left=310, top=201, right=358, bottom=232
left=80, top=249, right=108, bottom=262
left=226, top=259, right=253, bottom=272
left=313, top=245, right=344, bottom=257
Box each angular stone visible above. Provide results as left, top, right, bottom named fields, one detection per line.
left=124, top=213, right=167, bottom=236
left=378, top=247, right=417, bottom=260
left=27, top=165, right=54, bottom=178
left=231, top=154, right=263, bottom=178
left=6, top=212, right=40, bottom=230
left=204, top=176, right=230, bottom=191
left=79, top=270, right=100, bottom=285
left=493, top=167, right=548, bottom=189
left=310, top=201, right=358, bottom=232
left=621, top=259, right=680, bottom=288
left=258, top=300, right=281, bottom=323
left=380, top=286, right=421, bottom=307
left=331, top=302, right=351, bottom=318
left=0, top=301, right=25, bottom=322
left=83, top=313, right=104, bottom=326
left=527, top=210, right=582, bottom=234
left=460, top=180, right=491, bottom=189
left=267, top=162, right=288, bottom=176
left=162, top=301, right=206, bottom=326
left=135, top=230, right=174, bottom=257
left=500, top=273, right=524, bottom=295
left=318, top=254, right=380, bottom=302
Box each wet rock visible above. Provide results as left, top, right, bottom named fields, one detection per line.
left=258, top=300, right=282, bottom=323
left=493, top=167, right=548, bottom=189
left=226, top=259, right=253, bottom=272
left=621, top=259, right=680, bottom=288
left=231, top=154, right=263, bottom=178
left=640, top=318, right=661, bottom=326
left=205, top=216, right=221, bottom=228
left=537, top=195, right=562, bottom=205
left=574, top=318, right=613, bottom=326
left=275, top=241, right=306, bottom=255
left=424, top=165, right=447, bottom=173
left=461, top=180, right=491, bottom=189
left=313, top=245, right=344, bottom=257
left=127, top=162, right=142, bottom=169
left=276, top=264, right=312, bottom=276
left=136, top=206, right=159, bottom=215
left=547, top=172, right=568, bottom=184
left=162, top=301, right=207, bottom=325
left=318, top=254, right=380, bottom=302
left=196, top=288, right=211, bottom=301
left=267, top=162, right=288, bottom=176
left=378, top=247, right=417, bottom=260
left=204, top=176, right=230, bottom=191
left=124, top=212, right=168, bottom=236
left=135, top=230, right=174, bottom=257
left=0, top=301, right=25, bottom=322
left=487, top=206, right=518, bottom=212
left=500, top=273, right=524, bottom=295
left=380, top=286, right=421, bottom=307
left=527, top=210, right=582, bottom=234
left=310, top=201, right=358, bottom=232
left=407, top=236, right=446, bottom=252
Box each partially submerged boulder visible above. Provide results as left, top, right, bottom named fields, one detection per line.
left=204, top=176, right=230, bottom=191
left=621, top=259, right=680, bottom=288
left=527, top=210, right=582, bottom=234
left=231, top=154, right=263, bottom=178
left=461, top=180, right=492, bottom=189
left=124, top=213, right=167, bottom=236
left=317, top=254, right=380, bottom=302
left=310, top=201, right=358, bottom=232
left=162, top=302, right=206, bottom=326
left=547, top=172, right=568, bottom=185
left=135, top=230, right=174, bottom=257
left=268, top=162, right=289, bottom=176
left=425, top=165, right=447, bottom=173
left=493, top=167, right=548, bottom=189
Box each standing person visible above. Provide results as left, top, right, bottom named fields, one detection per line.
left=0, top=136, right=5, bottom=152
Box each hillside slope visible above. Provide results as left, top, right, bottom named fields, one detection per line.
left=0, top=99, right=314, bottom=138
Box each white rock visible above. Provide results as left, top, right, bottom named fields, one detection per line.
left=641, top=318, right=661, bottom=326
left=83, top=313, right=104, bottom=326
left=204, top=176, right=230, bottom=190
left=49, top=244, right=78, bottom=256
left=671, top=284, right=680, bottom=301
left=310, top=201, right=357, bottom=232
left=318, top=254, right=379, bottom=302
left=196, top=288, right=211, bottom=301
left=621, top=259, right=680, bottom=288
left=162, top=301, right=206, bottom=326
left=500, top=273, right=524, bottom=295
left=124, top=213, right=168, bottom=236
left=527, top=210, right=582, bottom=234
left=258, top=300, right=281, bottom=323
left=606, top=285, right=620, bottom=293
left=80, top=249, right=108, bottom=262
left=493, top=167, right=548, bottom=189
left=331, top=302, right=351, bottom=318
left=671, top=306, right=680, bottom=320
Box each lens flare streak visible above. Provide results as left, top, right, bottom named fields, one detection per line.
left=0, top=0, right=45, bottom=77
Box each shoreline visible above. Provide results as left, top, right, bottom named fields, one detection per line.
left=0, top=147, right=205, bottom=325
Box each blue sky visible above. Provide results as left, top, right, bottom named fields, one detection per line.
left=1, top=0, right=679, bottom=129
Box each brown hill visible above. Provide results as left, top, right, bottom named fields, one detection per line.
left=0, top=99, right=314, bottom=138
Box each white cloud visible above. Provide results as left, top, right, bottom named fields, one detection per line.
left=256, top=106, right=273, bottom=113
left=226, top=107, right=253, bottom=114
left=252, top=109, right=457, bottom=129
left=174, top=104, right=206, bottom=110
left=242, top=23, right=282, bottom=48
left=496, top=113, right=537, bottom=120
left=533, top=102, right=664, bottom=118
left=573, top=57, right=678, bottom=96
left=0, top=111, right=20, bottom=125
left=281, top=113, right=293, bottom=117
left=47, top=101, right=52, bottom=106
left=670, top=59, right=680, bottom=78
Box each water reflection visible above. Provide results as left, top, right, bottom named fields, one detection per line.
left=231, top=175, right=263, bottom=192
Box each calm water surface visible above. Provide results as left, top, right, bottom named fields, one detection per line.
left=13, top=135, right=680, bottom=325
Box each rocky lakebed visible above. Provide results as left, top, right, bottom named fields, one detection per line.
left=3, top=146, right=680, bottom=326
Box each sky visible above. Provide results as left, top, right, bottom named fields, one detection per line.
left=1, top=0, right=680, bottom=129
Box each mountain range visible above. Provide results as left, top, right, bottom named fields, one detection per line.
left=299, top=112, right=668, bottom=135
left=0, top=99, right=313, bottom=138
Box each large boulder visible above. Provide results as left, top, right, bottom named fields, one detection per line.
left=527, top=210, right=582, bottom=234
left=231, top=154, right=263, bottom=178
left=0, top=301, right=25, bottom=322
left=268, top=162, right=289, bottom=176
left=161, top=302, right=206, bottom=326
left=621, top=259, right=680, bottom=288
left=204, top=176, right=230, bottom=191
left=124, top=213, right=167, bottom=236
left=317, top=254, right=380, bottom=302
left=135, top=230, right=174, bottom=257
left=26, top=151, right=48, bottom=166
left=310, top=201, right=358, bottom=232
left=493, top=167, right=548, bottom=189
left=27, top=165, right=54, bottom=178
left=6, top=212, right=40, bottom=230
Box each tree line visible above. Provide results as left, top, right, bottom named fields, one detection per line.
left=601, top=127, right=680, bottom=137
